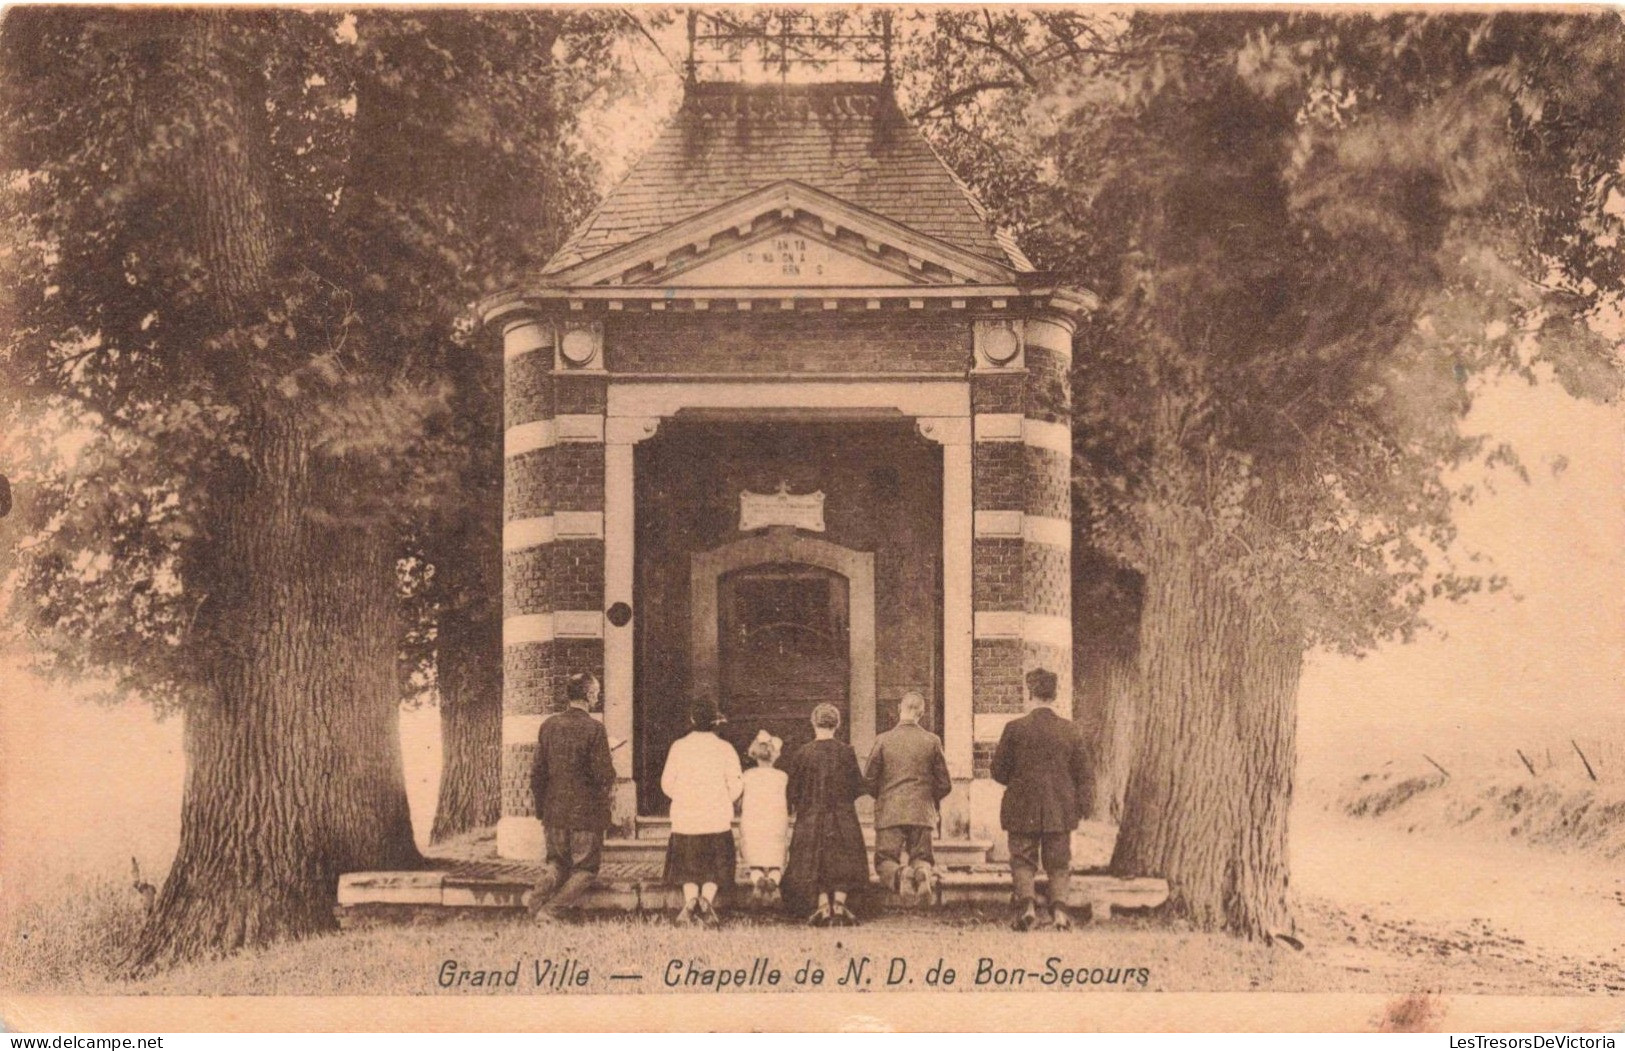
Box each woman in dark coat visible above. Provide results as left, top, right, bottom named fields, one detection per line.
left=781, top=702, right=870, bottom=926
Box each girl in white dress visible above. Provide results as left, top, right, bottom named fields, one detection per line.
left=738, top=730, right=788, bottom=902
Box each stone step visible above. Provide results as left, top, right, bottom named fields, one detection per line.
left=336, top=864, right=1168, bottom=927
left=604, top=833, right=993, bottom=865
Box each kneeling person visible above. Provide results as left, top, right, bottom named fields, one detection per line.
left=528, top=672, right=617, bottom=922
left=864, top=691, right=952, bottom=905
left=660, top=698, right=744, bottom=926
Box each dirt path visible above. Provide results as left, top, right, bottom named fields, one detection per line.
left=1290, top=807, right=1625, bottom=994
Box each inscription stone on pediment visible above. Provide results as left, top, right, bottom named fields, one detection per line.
left=655, top=234, right=920, bottom=288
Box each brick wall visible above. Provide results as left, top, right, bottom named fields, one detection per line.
left=550, top=538, right=604, bottom=610
left=505, top=448, right=552, bottom=520
left=1024, top=446, right=1070, bottom=519
left=973, top=443, right=1026, bottom=511
left=1024, top=346, right=1070, bottom=425
left=968, top=320, right=1076, bottom=740
left=972, top=638, right=1025, bottom=714
left=972, top=538, right=1024, bottom=610
left=554, top=375, right=607, bottom=414
left=971, top=373, right=1025, bottom=414
left=502, top=742, right=537, bottom=817
left=1023, top=544, right=1070, bottom=619
left=550, top=446, right=604, bottom=512
left=503, top=642, right=554, bottom=717
left=972, top=741, right=997, bottom=779
left=504, top=549, right=552, bottom=617
left=506, top=368, right=553, bottom=428
left=504, top=339, right=559, bottom=825
left=606, top=314, right=971, bottom=373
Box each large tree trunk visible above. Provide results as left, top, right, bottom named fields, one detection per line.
left=131, top=418, right=421, bottom=973
left=129, top=13, right=420, bottom=972
left=1110, top=521, right=1300, bottom=939
left=430, top=591, right=502, bottom=843
left=1076, top=636, right=1140, bottom=822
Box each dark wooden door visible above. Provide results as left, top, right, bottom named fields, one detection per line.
left=717, top=562, right=850, bottom=756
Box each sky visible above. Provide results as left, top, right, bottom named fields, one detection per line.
left=1297, top=377, right=1625, bottom=783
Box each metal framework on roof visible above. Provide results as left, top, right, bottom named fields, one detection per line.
left=685, top=10, right=894, bottom=85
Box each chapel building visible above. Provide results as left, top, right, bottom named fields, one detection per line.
left=480, top=78, right=1092, bottom=857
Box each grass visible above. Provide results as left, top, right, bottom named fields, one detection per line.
left=1336, top=738, right=1625, bottom=861
left=0, top=865, right=1324, bottom=996
left=34, top=907, right=1327, bottom=997
left=3, top=875, right=1609, bottom=998
left=0, top=871, right=148, bottom=993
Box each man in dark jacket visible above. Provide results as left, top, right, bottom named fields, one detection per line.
left=863, top=691, right=953, bottom=905
left=528, top=672, right=616, bottom=922
left=991, top=667, right=1089, bottom=931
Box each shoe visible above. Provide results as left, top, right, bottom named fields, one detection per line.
left=765, top=879, right=782, bottom=905
left=1011, top=903, right=1038, bottom=932
left=806, top=904, right=832, bottom=927
left=673, top=903, right=697, bottom=927
left=697, top=898, right=721, bottom=929
left=911, top=866, right=937, bottom=905
left=1050, top=906, right=1074, bottom=931
left=891, top=869, right=916, bottom=906
left=830, top=903, right=860, bottom=927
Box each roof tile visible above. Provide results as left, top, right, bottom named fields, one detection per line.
left=545, top=81, right=1029, bottom=274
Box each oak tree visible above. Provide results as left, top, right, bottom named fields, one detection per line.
left=1, top=9, right=609, bottom=966
left=904, top=10, right=1623, bottom=935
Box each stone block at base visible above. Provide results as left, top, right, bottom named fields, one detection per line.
left=940, top=779, right=973, bottom=839
left=610, top=780, right=638, bottom=837
left=336, top=872, right=444, bottom=906
left=335, top=866, right=1169, bottom=923
left=967, top=778, right=1007, bottom=859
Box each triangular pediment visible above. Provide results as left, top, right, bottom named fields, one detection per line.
left=540, top=181, right=1019, bottom=291
left=634, top=219, right=929, bottom=288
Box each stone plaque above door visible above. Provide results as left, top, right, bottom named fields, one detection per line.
left=739, top=482, right=826, bottom=533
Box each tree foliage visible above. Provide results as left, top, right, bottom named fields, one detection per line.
left=906, top=10, right=1623, bottom=655
left=899, top=10, right=1623, bottom=934
left=2, top=9, right=610, bottom=703
left=0, top=8, right=618, bottom=965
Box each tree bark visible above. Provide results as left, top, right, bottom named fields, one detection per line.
left=1109, top=528, right=1300, bottom=939
left=430, top=587, right=502, bottom=843
left=1076, top=636, right=1140, bottom=822
left=130, top=417, right=421, bottom=973
left=128, top=13, right=421, bottom=972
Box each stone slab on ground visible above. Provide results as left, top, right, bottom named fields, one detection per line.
left=337, top=858, right=1168, bottom=927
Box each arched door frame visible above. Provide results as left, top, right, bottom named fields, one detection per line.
left=691, top=529, right=877, bottom=757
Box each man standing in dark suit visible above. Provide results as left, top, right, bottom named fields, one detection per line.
left=991, top=667, right=1089, bottom=931
left=863, top=691, right=953, bottom=905
left=528, top=672, right=616, bottom=922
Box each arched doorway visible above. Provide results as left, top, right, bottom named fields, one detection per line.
left=691, top=530, right=876, bottom=760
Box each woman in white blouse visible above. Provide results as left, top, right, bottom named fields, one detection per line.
left=659, top=698, right=744, bottom=926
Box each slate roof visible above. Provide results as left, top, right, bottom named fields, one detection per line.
left=544, top=80, right=1032, bottom=275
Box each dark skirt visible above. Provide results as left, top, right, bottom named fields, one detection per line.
left=664, top=831, right=737, bottom=887
left=782, top=809, right=870, bottom=906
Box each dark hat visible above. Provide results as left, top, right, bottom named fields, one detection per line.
left=689, top=697, right=722, bottom=731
